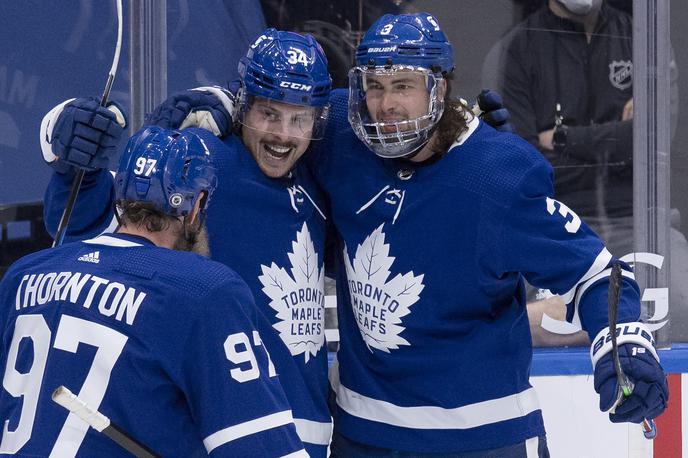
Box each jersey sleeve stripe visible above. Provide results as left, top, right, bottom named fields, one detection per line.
left=203, top=410, right=297, bottom=453
left=278, top=450, right=310, bottom=458
left=569, top=264, right=635, bottom=329
left=329, top=360, right=540, bottom=429
left=560, top=247, right=612, bottom=304
left=98, top=170, right=120, bottom=235
left=293, top=418, right=333, bottom=445
left=573, top=266, right=635, bottom=311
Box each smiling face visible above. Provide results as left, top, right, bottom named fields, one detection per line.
left=364, top=71, right=431, bottom=132
left=241, top=98, right=315, bottom=178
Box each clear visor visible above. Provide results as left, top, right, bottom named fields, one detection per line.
left=348, top=65, right=445, bottom=158
left=238, top=96, right=329, bottom=140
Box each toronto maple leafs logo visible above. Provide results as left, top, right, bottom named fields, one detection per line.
left=343, top=224, right=425, bottom=352
left=259, top=223, right=325, bottom=363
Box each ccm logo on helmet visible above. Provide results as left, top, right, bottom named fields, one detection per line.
left=279, top=81, right=313, bottom=91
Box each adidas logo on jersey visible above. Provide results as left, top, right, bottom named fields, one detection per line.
left=77, top=251, right=100, bottom=264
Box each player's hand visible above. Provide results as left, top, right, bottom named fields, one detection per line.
left=474, top=89, right=513, bottom=133
left=538, top=129, right=555, bottom=151
left=145, top=86, right=236, bottom=137
left=41, top=97, right=127, bottom=174
left=592, top=325, right=668, bottom=423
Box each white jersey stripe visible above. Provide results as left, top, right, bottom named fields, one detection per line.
left=330, top=359, right=540, bottom=430
left=561, top=247, right=612, bottom=304
left=83, top=235, right=142, bottom=248
left=574, top=267, right=635, bottom=310
left=279, top=450, right=310, bottom=458
left=293, top=418, right=332, bottom=445
left=100, top=170, right=120, bottom=235
left=449, top=114, right=480, bottom=149
left=203, top=410, right=295, bottom=453
left=525, top=436, right=539, bottom=457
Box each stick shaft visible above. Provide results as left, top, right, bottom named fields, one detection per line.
left=607, top=263, right=657, bottom=439
left=103, top=424, right=160, bottom=458
left=52, top=0, right=122, bottom=247
left=52, top=386, right=160, bottom=458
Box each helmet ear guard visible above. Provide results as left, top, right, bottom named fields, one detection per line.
left=348, top=13, right=454, bottom=159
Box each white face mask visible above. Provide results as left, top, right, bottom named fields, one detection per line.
left=557, top=0, right=596, bottom=15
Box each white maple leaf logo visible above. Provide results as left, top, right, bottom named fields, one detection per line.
left=343, top=223, right=424, bottom=353
left=259, top=223, right=325, bottom=363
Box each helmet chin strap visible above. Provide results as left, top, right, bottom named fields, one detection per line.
left=182, top=212, right=204, bottom=244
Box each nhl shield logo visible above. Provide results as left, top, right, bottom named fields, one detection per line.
left=609, top=60, right=633, bottom=90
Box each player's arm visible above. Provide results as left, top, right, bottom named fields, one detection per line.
left=526, top=295, right=590, bottom=347
left=554, top=119, right=632, bottom=166
left=499, top=36, right=541, bottom=146
left=41, top=97, right=125, bottom=241
left=497, top=158, right=636, bottom=335
left=144, top=85, right=237, bottom=137
left=182, top=276, right=306, bottom=457
left=496, top=155, right=667, bottom=423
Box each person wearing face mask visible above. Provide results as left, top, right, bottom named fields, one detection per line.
left=496, top=0, right=635, bottom=256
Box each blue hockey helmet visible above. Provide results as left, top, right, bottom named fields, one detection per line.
left=349, top=13, right=454, bottom=158
left=238, top=28, right=331, bottom=107
left=115, top=126, right=218, bottom=218
left=355, top=13, right=454, bottom=75
left=237, top=28, right=332, bottom=139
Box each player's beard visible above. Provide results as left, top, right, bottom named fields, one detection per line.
left=174, top=223, right=211, bottom=257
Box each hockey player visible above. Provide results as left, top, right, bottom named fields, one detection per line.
left=131, top=14, right=666, bottom=455
left=40, top=16, right=604, bottom=456
left=40, top=29, right=333, bottom=457
left=315, top=13, right=668, bottom=456
left=0, top=126, right=306, bottom=457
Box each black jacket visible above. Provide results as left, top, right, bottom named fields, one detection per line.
left=499, top=4, right=633, bottom=219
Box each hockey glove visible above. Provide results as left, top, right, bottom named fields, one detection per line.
left=591, top=322, right=668, bottom=423
left=474, top=89, right=513, bottom=133
left=41, top=97, right=126, bottom=174
left=145, top=86, right=236, bottom=137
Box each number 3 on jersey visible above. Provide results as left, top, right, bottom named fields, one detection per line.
left=546, top=197, right=581, bottom=234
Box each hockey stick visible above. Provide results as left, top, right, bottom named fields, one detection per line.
left=607, top=262, right=657, bottom=439
left=52, top=386, right=160, bottom=458
left=52, top=0, right=123, bottom=247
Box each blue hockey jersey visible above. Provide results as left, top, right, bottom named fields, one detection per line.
left=43, top=129, right=332, bottom=456
left=310, top=89, right=641, bottom=453
left=0, top=233, right=306, bottom=457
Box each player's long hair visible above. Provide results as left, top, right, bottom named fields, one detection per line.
left=427, top=73, right=470, bottom=157
left=116, top=200, right=177, bottom=232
